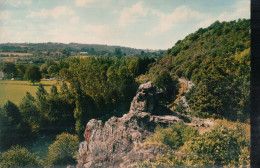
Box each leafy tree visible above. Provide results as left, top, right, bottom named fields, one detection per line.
left=142, top=124, right=250, bottom=167
left=1, top=62, right=16, bottom=79
left=50, top=85, right=58, bottom=96
left=46, top=133, right=79, bottom=166
left=45, top=86, right=75, bottom=134
left=24, top=65, right=42, bottom=84
left=15, top=64, right=26, bottom=79
left=73, top=82, right=96, bottom=138
left=175, top=99, right=187, bottom=114
left=182, top=124, right=250, bottom=167
left=0, top=146, right=42, bottom=167
left=0, top=101, right=30, bottom=149
left=146, top=122, right=199, bottom=150
left=35, top=84, right=49, bottom=133
left=149, top=19, right=250, bottom=121
left=114, top=48, right=122, bottom=58
left=19, top=92, right=41, bottom=134
left=3, top=100, right=22, bottom=124
left=154, top=71, right=180, bottom=104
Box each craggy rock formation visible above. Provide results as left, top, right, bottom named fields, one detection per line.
left=77, top=82, right=184, bottom=168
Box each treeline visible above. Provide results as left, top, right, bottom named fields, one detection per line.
left=0, top=43, right=165, bottom=64
left=0, top=62, right=42, bottom=83
left=148, top=19, right=250, bottom=121
left=0, top=56, right=155, bottom=151
left=0, top=43, right=165, bottom=57
left=59, top=56, right=155, bottom=136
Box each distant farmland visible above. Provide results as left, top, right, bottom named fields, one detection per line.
left=0, top=80, right=59, bottom=105
left=0, top=52, right=32, bottom=56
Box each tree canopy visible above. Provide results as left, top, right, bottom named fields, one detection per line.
left=24, top=65, right=42, bottom=84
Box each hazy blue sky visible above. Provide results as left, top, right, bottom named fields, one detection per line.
left=0, top=0, right=250, bottom=49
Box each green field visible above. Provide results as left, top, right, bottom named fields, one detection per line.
left=0, top=80, right=60, bottom=105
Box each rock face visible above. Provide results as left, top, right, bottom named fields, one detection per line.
left=77, top=82, right=184, bottom=168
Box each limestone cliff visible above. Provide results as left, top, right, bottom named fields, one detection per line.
left=77, top=82, right=186, bottom=168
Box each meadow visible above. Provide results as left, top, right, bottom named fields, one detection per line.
left=0, top=80, right=59, bottom=105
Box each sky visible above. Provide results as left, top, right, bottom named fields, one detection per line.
left=0, top=0, right=250, bottom=50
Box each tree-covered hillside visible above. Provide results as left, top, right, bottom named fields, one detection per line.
left=149, top=19, right=250, bottom=121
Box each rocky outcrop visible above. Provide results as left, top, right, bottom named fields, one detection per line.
left=77, top=82, right=185, bottom=168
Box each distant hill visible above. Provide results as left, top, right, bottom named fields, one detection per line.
left=149, top=19, right=250, bottom=121
left=0, top=43, right=165, bottom=64
left=0, top=42, right=165, bottom=56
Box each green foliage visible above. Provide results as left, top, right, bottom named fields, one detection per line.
left=114, top=48, right=123, bottom=58
left=45, top=133, right=79, bottom=166
left=1, top=62, right=16, bottom=79
left=57, top=56, right=154, bottom=136
left=146, top=122, right=199, bottom=150
left=19, top=83, right=75, bottom=136
left=142, top=123, right=250, bottom=167
left=0, top=145, right=42, bottom=168
left=175, top=99, right=187, bottom=115
left=0, top=101, right=30, bottom=150
left=19, top=92, right=41, bottom=134
left=74, top=90, right=96, bottom=138
left=149, top=19, right=250, bottom=121
left=154, top=71, right=180, bottom=104
left=181, top=124, right=250, bottom=167
left=35, top=84, right=75, bottom=134
left=24, top=65, right=42, bottom=84
left=15, top=64, right=26, bottom=79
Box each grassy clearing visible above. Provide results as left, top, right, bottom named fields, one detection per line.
left=0, top=80, right=60, bottom=105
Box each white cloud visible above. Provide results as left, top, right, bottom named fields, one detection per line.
left=27, top=6, right=74, bottom=19
left=0, top=26, right=12, bottom=42
left=5, top=0, right=31, bottom=7
left=6, top=0, right=32, bottom=7
left=119, top=1, right=148, bottom=26
left=197, top=0, right=250, bottom=28
left=44, top=23, right=119, bottom=45
left=83, top=24, right=119, bottom=40
left=0, top=11, right=11, bottom=20
left=75, top=0, right=95, bottom=7
left=24, top=0, right=32, bottom=6
left=70, top=16, right=80, bottom=23
left=217, top=0, right=250, bottom=22
left=84, top=24, right=107, bottom=33
left=146, top=5, right=208, bottom=36
left=75, top=0, right=110, bottom=7
left=112, top=10, right=119, bottom=14
left=0, top=23, right=47, bottom=43
left=146, top=0, right=250, bottom=37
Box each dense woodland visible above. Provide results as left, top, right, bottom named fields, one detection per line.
left=148, top=19, right=250, bottom=122
left=0, top=19, right=250, bottom=167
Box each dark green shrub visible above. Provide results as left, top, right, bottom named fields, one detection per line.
left=0, top=146, right=42, bottom=168
left=45, top=133, right=79, bottom=166
left=142, top=124, right=250, bottom=167
left=0, top=101, right=31, bottom=150
left=146, top=122, right=199, bottom=150
left=154, top=71, right=179, bottom=104
left=182, top=124, right=250, bottom=167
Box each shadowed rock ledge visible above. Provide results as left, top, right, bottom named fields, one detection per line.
left=76, top=82, right=185, bottom=168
